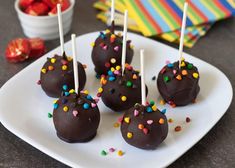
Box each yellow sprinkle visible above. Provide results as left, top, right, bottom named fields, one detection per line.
left=181, top=57, right=185, bottom=61
left=193, top=73, right=199, bottom=79
left=67, top=57, right=72, bottom=61
left=127, top=132, right=133, bottom=139
left=105, top=29, right=110, bottom=34
left=110, top=67, right=115, bottom=72
left=152, top=104, right=157, bottom=111
left=53, top=100, right=58, bottom=104
left=83, top=90, right=89, bottom=94
left=41, top=68, right=47, bottom=74
left=98, top=87, right=103, bottom=93
left=116, top=65, right=121, bottom=70
left=121, top=96, right=127, bottom=102
left=113, top=122, right=120, bottom=128
left=51, top=58, right=56, bottom=63
left=117, top=150, right=124, bottom=156
left=124, top=117, right=130, bottom=124
left=69, top=89, right=75, bottom=94
left=117, top=32, right=122, bottom=37
left=63, top=106, right=69, bottom=112
left=110, top=58, right=116, bottom=64
left=130, top=45, right=134, bottom=49
left=180, top=61, right=186, bottom=67
left=62, top=65, right=68, bottom=70
left=168, top=118, right=173, bottom=123
left=90, top=42, right=95, bottom=47
left=159, top=118, right=165, bottom=124
left=160, top=100, right=166, bottom=105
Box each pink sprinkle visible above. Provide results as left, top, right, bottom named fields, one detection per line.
left=109, top=148, right=115, bottom=152
left=61, top=60, right=68, bottom=65
left=114, top=46, right=119, bottom=51
left=94, top=98, right=99, bottom=103
left=73, top=110, right=78, bottom=117
left=147, top=120, right=153, bottom=125
left=103, top=45, right=108, bottom=50
left=173, top=69, right=177, bottom=74
left=165, top=60, right=170, bottom=64
left=80, top=90, right=84, bottom=93
left=143, top=128, right=148, bottom=135
left=118, top=116, right=123, bottom=123
left=91, top=103, right=97, bottom=108
left=37, top=80, right=41, bottom=85
left=114, top=70, right=120, bottom=75
left=134, top=109, right=139, bottom=116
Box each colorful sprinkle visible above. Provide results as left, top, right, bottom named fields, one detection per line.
left=105, top=62, right=110, bottom=68
left=165, top=60, right=170, bottom=64
left=143, top=128, right=149, bottom=135
left=101, top=150, right=107, bottom=156
left=110, top=58, right=116, bottom=64
left=180, top=61, right=186, bottom=67
left=176, top=75, right=182, bottom=80
left=146, top=107, right=153, bottom=113
left=124, top=117, right=130, bottom=123
left=159, top=118, right=165, bottom=124
left=102, top=45, right=108, bottom=50
left=116, top=65, right=121, bottom=70
left=69, top=89, right=75, bottom=94
left=114, top=46, right=119, bottom=52
left=168, top=118, right=173, bottom=123
left=73, top=110, right=78, bottom=117
left=37, top=80, right=41, bottom=85
left=181, top=70, right=188, bottom=76
left=53, top=103, right=58, bottom=109
left=160, top=100, right=165, bottom=105
left=121, top=96, right=127, bottom=102
left=98, top=87, right=103, bottom=93
left=50, top=58, right=56, bottom=63
left=62, top=85, right=68, bottom=91
left=62, top=65, right=68, bottom=70
left=133, top=74, right=138, bottom=79
left=61, top=59, right=68, bottom=65
left=161, top=109, right=167, bottom=114
left=91, top=103, right=97, bottom=108
left=64, top=92, right=70, bottom=96
left=147, top=120, right=153, bottom=125
left=109, top=148, right=115, bottom=152
left=193, top=73, right=199, bottom=79
left=110, top=34, right=116, bottom=43
left=150, top=100, right=155, bottom=106
left=113, top=122, right=120, bottom=128
left=90, top=42, right=95, bottom=47
left=83, top=90, right=89, bottom=95
left=41, top=68, right=47, bottom=74
left=48, top=65, right=54, bottom=71
left=117, top=150, right=124, bottom=156
left=167, top=63, right=174, bottom=68
left=138, top=124, right=144, bottom=130
left=83, top=103, right=90, bottom=109
left=130, top=45, right=134, bottom=49
left=175, top=126, right=182, bottom=132
left=126, top=81, right=132, bottom=87
left=110, top=67, right=115, bottom=72
left=134, top=109, right=139, bottom=116
left=127, top=132, right=133, bottom=139
left=164, top=76, right=170, bottom=82
left=109, top=76, right=116, bottom=81
left=186, top=117, right=191, bottom=123
left=63, top=106, right=69, bottom=112
left=105, top=29, right=110, bottom=34
left=100, top=32, right=106, bottom=39
left=67, top=57, right=72, bottom=61
left=173, top=69, right=177, bottom=74
left=118, top=116, right=123, bottom=123
left=187, top=63, right=193, bottom=70
left=48, top=113, right=53, bottom=118
left=160, top=67, right=166, bottom=74
left=152, top=105, right=157, bottom=111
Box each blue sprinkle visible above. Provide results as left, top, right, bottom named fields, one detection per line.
left=86, top=95, right=92, bottom=100
left=64, top=92, right=70, bottom=96
left=53, top=103, right=58, bottom=109
left=167, top=63, right=174, bottom=68
left=161, top=109, right=167, bottom=114
left=108, top=70, right=114, bottom=76
left=146, top=107, right=153, bottom=113
left=109, top=76, right=116, bottom=81
left=63, top=85, right=68, bottom=91
left=62, top=99, right=67, bottom=104
left=100, top=32, right=106, bottom=39
left=83, top=103, right=90, bottom=109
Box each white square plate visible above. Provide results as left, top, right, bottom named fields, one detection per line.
left=0, top=32, right=233, bottom=168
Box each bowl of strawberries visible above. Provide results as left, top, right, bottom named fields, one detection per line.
left=15, top=0, right=75, bottom=40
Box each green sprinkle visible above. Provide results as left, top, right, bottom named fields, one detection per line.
left=101, top=150, right=107, bottom=156
left=48, top=113, right=53, bottom=118
left=187, top=64, right=193, bottom=70
left=164, top=76, right=170, bottom=82
left=126, top=81, right=132, bottom=87
left=150, top=100, right=155, bottom=106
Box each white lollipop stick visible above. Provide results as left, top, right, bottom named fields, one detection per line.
left=110, top=0, right=115, bottom=24
left=140, top=49, right=146, bottom=106
left=178, top=2, right=188, bottom=68
left=121, top=10, right=128, bottom=76
left=57, top=4, right=64, bottom=55
left=71, top=34, right=79, bottom=94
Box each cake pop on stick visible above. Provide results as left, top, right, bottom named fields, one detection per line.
left=157, top=2, right=200, bottom=107
left=39, top=5, right=86, bottom=98
left=121, top=10, right=128, bottom=76
left=71, top=34, right=79, bottom=93
left=52, top=34, right=100, bottom=143
left=91, top=1, right=134, bottom=76
left=121, top=50, right=168, bottom=150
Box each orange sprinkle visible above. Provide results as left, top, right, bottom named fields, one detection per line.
left=48, top=65, right=54, bottom=71
left=159, top=118, right=165, bottom=124
left=138, top=124, right=144, bottom=129
left=176, top=74, right=182, bottom=80
left=113, top=122, right=120, bottom=128
left=175, top=126, right=182, bottom=132
left=182, top=70, right=188, bottom=76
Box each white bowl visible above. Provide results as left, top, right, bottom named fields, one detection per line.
left=15, top=0, right=75, bottom=40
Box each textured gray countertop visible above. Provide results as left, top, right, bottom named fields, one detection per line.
left=0, top=0, right=235, bottom=167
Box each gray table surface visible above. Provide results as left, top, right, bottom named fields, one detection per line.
left=0, top=0, right=235, bottom=168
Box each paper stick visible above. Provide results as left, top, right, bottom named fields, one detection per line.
left=121, top=10, right=128, bottom=76
left=71, top=34, right=79, bottom=94
left=110, top=0, right=115, bottom=24
left=140, top=49, right=146, bottom=106
left=57, top=4, right=64, bottom=55
left=178, top=2, right=188, bottom=68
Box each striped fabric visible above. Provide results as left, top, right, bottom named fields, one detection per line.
left=93, top=0, right=235, bottom=47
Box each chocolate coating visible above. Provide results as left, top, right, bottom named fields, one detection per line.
left=157, top=61, right=200, bottom=106
left=91, top=28, right=134, bottom=75
left=121, top=103, right=168, bottom=150
left=40, top=54, right=86, bottom=98
left=53, top=91, right=100, bottom=143
left=100, top=65, right=147, bottom=112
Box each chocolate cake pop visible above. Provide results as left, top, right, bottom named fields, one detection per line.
left=157, top=60, right=200, bottom=106
left=53, top=89, right=100, bottom=142
left=121, top=102, right=168, bottom=150
left=40, top=53, right=86, bottom=98
left=98, top=64, right=146, bottom=112
left=91, top=22, right=134, bottom=75
left=121, top=50, right=168, bottom=150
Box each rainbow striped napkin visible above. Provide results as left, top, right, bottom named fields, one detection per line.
left=93, top=0, right=235, bottom=47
